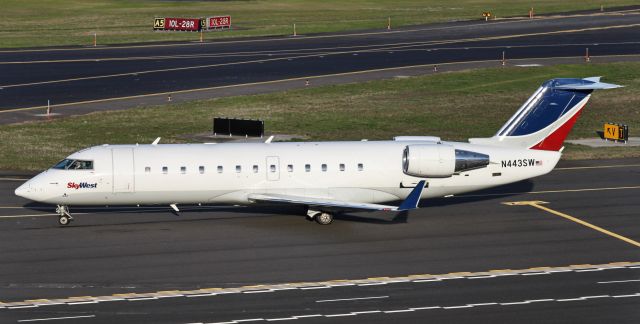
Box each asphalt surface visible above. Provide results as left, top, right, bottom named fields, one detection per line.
left=1, top=158, right=639, bottom=323
left=1, top=9, right=640, bottom=121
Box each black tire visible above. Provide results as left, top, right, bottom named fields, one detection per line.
left=315, top=212, right=333, bottom=225
left=58, top=216, right=70, bottom=226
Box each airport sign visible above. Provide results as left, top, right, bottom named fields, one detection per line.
left=207, top=16, right=232, bottom=29
left=603, top=122, right=628, bottom=142
left=154, top=17, right=202, bottom=32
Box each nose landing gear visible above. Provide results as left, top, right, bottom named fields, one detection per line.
left=56, top=205, right=73, bottom=226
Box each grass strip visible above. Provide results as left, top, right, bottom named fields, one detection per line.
left=0, top=0, right=637, bottom=48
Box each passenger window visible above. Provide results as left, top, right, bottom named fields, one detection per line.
left=305, top=164, right=311, bottom=172
left=145, top=167, right=151, bottom=173
left=217, top=166, right=223, bottom=173
left=287, top=164, right=293, bottom=172
left=162, top=166, right=168, bottom=174
left=270, top=165, right=276, bottom=173
left=358, top=163, right=364, bottom=171
left=180, top=166, right=186, bottom=174
left=253, top=165, right=259, bottom=173
left=321, top=164, right=327, bottom=172
left=199, top=166, right=205, bottom=174
left=236, top=165, right=241, bottom=173
left=339, top=163, right=345, bottom=171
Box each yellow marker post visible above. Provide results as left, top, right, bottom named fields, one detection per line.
left=503, top=201, right=640, bottom=248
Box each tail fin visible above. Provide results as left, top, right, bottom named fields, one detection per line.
left=469, top=77, right=621, bottom=151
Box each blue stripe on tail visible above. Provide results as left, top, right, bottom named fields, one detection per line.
left=498, top=79, right=591, bottom=137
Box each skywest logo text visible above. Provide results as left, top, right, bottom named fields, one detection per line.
left=67, top=182, right=98, bottom=189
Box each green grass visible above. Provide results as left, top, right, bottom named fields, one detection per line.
left=0, top=0, right=637, bottom=48
left=1, top=62, right=639, bottom=171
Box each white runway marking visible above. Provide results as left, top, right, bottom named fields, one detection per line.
left=612, top=293, right=640, bottom=298
left=521, top=272, right=549, bottom=276
left=384, top=309, right=415, bottom=313
left=18, top=315, right=95, bottom=322
left=234, top=319, right=265, bottom=322
left=324, top=313, right=355, bottom=317
left=555, top=164, right=640, bottom=170
left=598, top=279, right=640, bottom=284
left=291, top=315, right=322, bottom=319
left=198, top=293, right=640, bottom=323
left=316, top=295, right=388, bottom=303
left=67, top=301, right=98, bottom=305
left=582, top=295, right=610, bottom=299
left=0, top=205, right=243, bottom=219
left=0, top=213, right=58, bottom=218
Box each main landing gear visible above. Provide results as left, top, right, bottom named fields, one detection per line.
left=307, top=209, right=334, bottom=225
left=56, top=205, right=73, bottom=226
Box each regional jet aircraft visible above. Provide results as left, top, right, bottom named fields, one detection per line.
left=15, top=77, right=620, bottom=225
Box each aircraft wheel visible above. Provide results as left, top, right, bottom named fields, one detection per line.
left=315, top=212, right=333, bottom=225
left=58, top=215, right=71, bottom=226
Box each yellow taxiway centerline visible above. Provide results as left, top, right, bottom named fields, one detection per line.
left=503, top=201, right=640, bottom=248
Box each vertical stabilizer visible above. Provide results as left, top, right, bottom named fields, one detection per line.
left=469, top=77, right=621, bottom=151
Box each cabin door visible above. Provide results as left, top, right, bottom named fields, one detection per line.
left=266, top=156, right=280, bottom=181
left=112, top=148, right=135, bottom=193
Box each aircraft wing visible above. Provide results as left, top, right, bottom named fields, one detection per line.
left=248, top=180, right=426, bottom=212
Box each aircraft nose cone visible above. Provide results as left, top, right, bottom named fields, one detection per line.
left=15, top=182, right=30, bottom=199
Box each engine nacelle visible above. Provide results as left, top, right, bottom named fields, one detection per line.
left=403, top=144, right=489, bottom=178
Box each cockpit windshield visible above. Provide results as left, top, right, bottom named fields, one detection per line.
left=52, top=159, right=93, bottom=170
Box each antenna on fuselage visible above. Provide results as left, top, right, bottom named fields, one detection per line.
left=151, top=137, right=161, bottom=146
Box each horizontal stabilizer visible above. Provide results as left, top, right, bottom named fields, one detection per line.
left=554, top=81, right=622, bottom=90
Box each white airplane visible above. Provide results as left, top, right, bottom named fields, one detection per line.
left=15, top=77, right=620, bottom=225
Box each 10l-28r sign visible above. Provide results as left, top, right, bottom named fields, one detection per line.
left=207, top=16, right=231, bottom=29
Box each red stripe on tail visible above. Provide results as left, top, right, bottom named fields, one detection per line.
left=529, top=105, right=584, bottom=151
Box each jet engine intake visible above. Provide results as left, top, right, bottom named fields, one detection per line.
left=403, top=144, right=489, bottom=178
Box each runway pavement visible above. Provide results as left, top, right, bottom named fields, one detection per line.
left=1, top=8, right=640, bottom=122
left=1, top=158, right=638, bottom=323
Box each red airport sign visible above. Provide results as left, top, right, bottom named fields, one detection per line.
left=154, top=17, right=202, bottom=31
left=207, top=16, right=231, bottom=29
